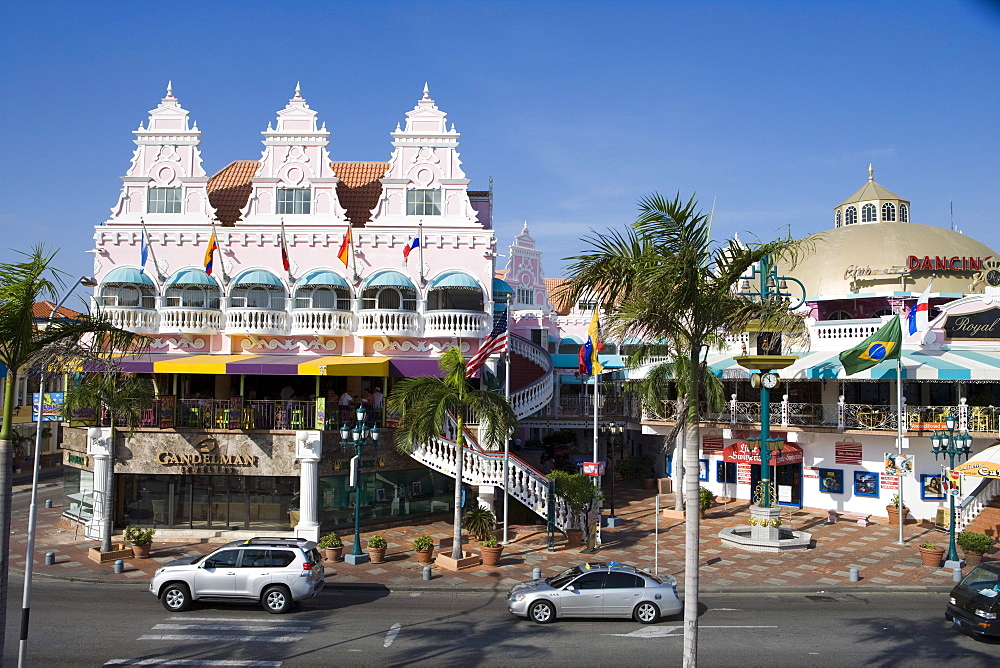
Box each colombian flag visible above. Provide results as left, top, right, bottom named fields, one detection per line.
left=839, top=316, right=901, bottom=375
left=203, top=232, right=218, bottom=275
left=337, top=227, right=352, bottom=267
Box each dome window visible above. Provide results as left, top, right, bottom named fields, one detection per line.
left=862, top=203, right=877, bottom=223
left=882, top=202, right=896, bottom=222
left=836, top=210, right=842, bottom=228
left=845, top=206, right=858, bottom=225
left=900, top=203, right=909, bottom=222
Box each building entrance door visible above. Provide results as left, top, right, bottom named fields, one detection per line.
left=749, top=464, right=802, bottom=507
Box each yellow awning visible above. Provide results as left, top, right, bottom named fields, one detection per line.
left=297, top=356, right=390, bottom=376
left=152, top=354, right=250, bottom=374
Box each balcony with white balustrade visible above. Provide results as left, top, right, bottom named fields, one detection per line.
left=423, top=310, right=491, bottom=338
left=158, top=307, right=224, bottom=334
left=225, top=308, right=290, bottom=335
left=103, top=307, right=158, bottom=335
left=356, top=310, right=422, bottom=337
left=290, top=308, right=354, bottom=336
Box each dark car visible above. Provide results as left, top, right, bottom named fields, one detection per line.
left=946, top=562, right=1000, bottom=638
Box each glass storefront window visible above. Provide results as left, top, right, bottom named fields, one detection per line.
left=64, top=467, right=95, bottom=522
left=319, top=469, right=454, bottom=531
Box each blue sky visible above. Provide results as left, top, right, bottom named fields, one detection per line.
left=1, top=0, right=998, bottom=299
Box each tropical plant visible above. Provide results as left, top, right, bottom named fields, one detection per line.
left=318, top=532, right=343, bottom=549
left=123, top=525, right=155, bottom=546
left=411, top=535, right=434, bottom=552
left=919, top=541, right=939, bottom=550
left=388, top=346, right=517, bottom=560
left=366, top=535, right=387, bottom=549
left=0, top=244, right=145, bottom=656
left=560, top=193, right=805, bottom=665
left=480, top=535, right=500, bottom=548
left=890, top=493, right=901, bottom=508
left=62, top=373, right=154, bottom=552
left=957, top=531, right=995, bottom=556
left=698, top=486, right=714, bottom=512
left=462, top=506, right=496, bottom=541
left=549, top=470, right=603, bottom=540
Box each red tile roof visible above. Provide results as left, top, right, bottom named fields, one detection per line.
left=207, top=160, right=260, bottom=225
left=331, top=161, right=389, bottom=226
left=33, top=301, right=82, bottom=319
left=545, top=278, right=572, bottom=315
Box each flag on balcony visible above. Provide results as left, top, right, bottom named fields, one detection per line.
left=139, top=229, right=149, bottom=274
left=466, top=309, right=508, bottom=378
left=839, top=315, right=901, bottom=375
left=907, top=280, right=933, bottom=335
left=579, top=309, right=604, bottom=376
left=337, top=227, right=352, bottom=267
left=403, top=236, right=420, bottom=265
left=203, top=232, right=218, bottom=275
left=280, top=223, right=291, bottom=272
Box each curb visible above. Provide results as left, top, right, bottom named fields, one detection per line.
left=12, top=482, right=61, bottom=496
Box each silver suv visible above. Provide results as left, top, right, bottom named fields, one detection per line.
left=150, top=537, right=325, bottom=614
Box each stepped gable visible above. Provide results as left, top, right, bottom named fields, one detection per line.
left=330, top=161, right=389, bottom=226
left=207, top=160, right=260, bottom=225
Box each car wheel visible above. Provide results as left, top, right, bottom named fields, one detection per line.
left=262, top=585, right=293, bottom=614
left=633, top=601, right=660, bottom=624
left=528, top=600, right=556, bottom=624
left=161, top=583, right=192, bottom=612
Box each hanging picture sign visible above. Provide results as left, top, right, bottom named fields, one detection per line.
left=702, top=435, right=724, bottom=454
left=736, top=463, right=752, bottom=484
left=883, top=453, right=914, bottom=476
left=803, top=466, right=820, bottom=479
left=835, top=440, right=863, bottom=465
left=882, top=474, right=899, bottom=491
left=943, top=469, right=962, bottom=496
left=582, top=461, right=606, bottom=477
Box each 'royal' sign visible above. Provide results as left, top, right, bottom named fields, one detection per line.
left=943, top=307, right=1000, bottom=341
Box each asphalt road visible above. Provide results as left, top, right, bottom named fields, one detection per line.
left=2, top=578, right=998, bottom=666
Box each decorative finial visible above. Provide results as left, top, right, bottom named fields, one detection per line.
left=295, top=81, right=301, bottom=97
left=166, top=81, right=173, bottom=97
left=868, top=163, right=874, bottom=181
left=422, top=82, right=430, bottom=99
left=395, top=122, right=401, bottom=132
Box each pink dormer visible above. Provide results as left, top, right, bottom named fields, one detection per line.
left=240, top=84, right=346, bottom=225
left=110, top=83, right=216, bottom=223
left=504, top=222, right=556, bottom=314
left=369, top=85, right=480, bottom=228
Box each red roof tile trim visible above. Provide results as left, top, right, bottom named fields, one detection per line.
left=331, top=161, right=389, bottom=226
left=33, top=301, right=82, bottom=319
left=207, top=161, right=260, bottom=225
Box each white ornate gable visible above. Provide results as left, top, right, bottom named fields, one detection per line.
left=110, top=83, right=216, bottom=222
left=240, top=84, right=346, bottom=225
left=504, top=222, right=554, bottom=314
left=369, top=84, right=479, bottom=228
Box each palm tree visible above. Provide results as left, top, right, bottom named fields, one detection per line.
left=388, top=347, right=517, bottom=560
left=62, top=373, right=155, bottom=552
left=0, top=245, right=143, bottom=657
left=562, top=193, right=803, bottom=667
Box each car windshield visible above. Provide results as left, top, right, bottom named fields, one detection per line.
left=959, top=566, right=1000, bottom=596
left=547, top=566, right=584, bottom=589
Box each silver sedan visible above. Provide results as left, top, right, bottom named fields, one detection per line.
left=506, top=562, right=682, bottom=624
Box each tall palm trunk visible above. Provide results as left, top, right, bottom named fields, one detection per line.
left=682, top=348, right=701, bottom=667
left=673, top=396, right=687, bottom=512
left=452, top=416, right=465, bottom=560
left=0, top=376, right=17, bottom=657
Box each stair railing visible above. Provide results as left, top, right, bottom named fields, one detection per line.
left=958, top=477, right=1000, bottom=531
left=509, top=334, right=554, bottom=420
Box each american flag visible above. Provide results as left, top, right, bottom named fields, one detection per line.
left=465, top=310, right=508, bottom=378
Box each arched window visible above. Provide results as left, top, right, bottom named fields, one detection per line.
left=361, top=286, right=417, bottom=311
left=164, top=269, right=221, bottom=309
left=827, top=310, right=853, bottom=320
left=836, top=210, right=842, bottom=228
left=872, top=308, right=893, bottom=318
left=900, top=203, right=909, bottom=222
left=845, top=206, right=858, bottom=225
left=230, top=270, right=286, bottom=310
left=862, top=203, right=877, bottom=222
left=295, top=285, right=350, bottom=310
left=882, top=202, right=896, bottom=222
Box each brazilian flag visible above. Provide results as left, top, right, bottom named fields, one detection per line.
left=839, top=316, right=902, bottom=375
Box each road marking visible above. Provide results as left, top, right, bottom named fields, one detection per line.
left=139, top=634, right=302, bottom=643
left=605, top=625, right=778, bottom=638
left=384, top=622, right=402, bottom=648
left=167, top=617, right=303, bottom=624
left=709, top=608, right=740, bottom=611
left=106, top=661, right=281, bottom=666
left=153, top=624, right=309, bottom=633
left=409, top=592, right=421, bottom=597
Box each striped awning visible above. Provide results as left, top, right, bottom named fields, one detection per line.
left=113, top=353, right=390, bottom=376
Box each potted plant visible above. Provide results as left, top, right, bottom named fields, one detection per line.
left=480, top=534, right=504, bottom=566
left=886, top=493, right=909, bottom=526
left=957, top=531, right=996, bottom=566
left=698, top=486, right=714, bottom=518
left=918, top=541, right=946, bottom=567
left=549, top=470, right=603, bottom=548
left=124, top=525, right=155, bottom=558
left=318, top=532, right=343, bottom=562
left=366, top=535, right=388, bottom=564
left=412, top=534, right=435, bottom=564
left=462, top=506, right=496, bottom=542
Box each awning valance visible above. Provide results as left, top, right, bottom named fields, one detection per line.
left=722, top=441, right=803, bottom=466
left=168, top=268, right=218, bottom=286
left=364, top=270, right=415, bottom=289
left=233, top=270, right=284, bottom=287
left=297, top=269, right=350, bottom=288
left=113, top=353, right=389, bottom=377
left=103, top=267, right=155, bottom=286
left=429, top=271, right=481, bottom=290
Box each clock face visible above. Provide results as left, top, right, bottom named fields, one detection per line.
left=761, top=373, right=780, bottom=390
left=987, top=269, right=1000, bottom=287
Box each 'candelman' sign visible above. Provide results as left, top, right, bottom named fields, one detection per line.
left=157, top=452, right=259, bottom=467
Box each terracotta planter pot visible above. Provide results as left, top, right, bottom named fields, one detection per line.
left=566, top=529, right=584, bottom=547
left=325, top=547, right=343, bottom=562
left=132, top=543, right=152, bottom=558
left=641, top=478, right=657, bottom=490
left=415, top=549, right=434, bottom=565
left=886, top=505, right=909, bottom=526
left=480, top=545, right=504, bottom=567
left=964, top=552, right=984, bottom=567
left=918, top=546, right=946, bottom=567
left=367, top=547, right=387, bottom=564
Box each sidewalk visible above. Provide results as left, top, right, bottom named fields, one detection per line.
left=9, top=480, right=969, bottom=593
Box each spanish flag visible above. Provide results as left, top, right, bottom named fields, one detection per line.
left=337, top=227, right=352, bottom=267
left=839, top=315, right=901, bottom=375
left=203, top=232, right=218, bottom=275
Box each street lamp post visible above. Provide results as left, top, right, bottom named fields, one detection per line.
left=20, top=275, right=96, bottom=668
left=930, top=414, right=973, bottom=568
left=342, top=405, right=379, bottom=565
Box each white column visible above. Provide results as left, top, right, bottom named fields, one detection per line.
left=294, top=430, right=322, bottom=542
left=85, top=427, right=113, bottom=540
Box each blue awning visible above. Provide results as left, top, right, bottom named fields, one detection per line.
left=103, top=267, right=154, bottom=285
left=365, top=270, right=415, bottom=288
left=233, top=269, right=284, bottom=287
left=297, top=269, right=349, bottom=288
left=167, top=268, right=219, bottom=286
left=429, top=271, right=481, bottom=290
left=492, top=277, right=515, bottom=297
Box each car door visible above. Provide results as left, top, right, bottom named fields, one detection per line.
left=557, top=571, right=607, bottom=617
left=602, top=572, right=645, bottom=617
left=233, top=548, right=271, bottom=597
left=194, top=548, right=241, bottom=596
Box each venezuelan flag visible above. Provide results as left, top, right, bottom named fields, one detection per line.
left=203, top=232, right=218, bottom=275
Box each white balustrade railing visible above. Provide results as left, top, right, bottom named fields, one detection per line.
left=423, top=310, right=490, bottom=337
left=958, top=477, right=1000, bottom=531
left=510, top=334, right=554, bottom=420
left=159, top=307, right=223, bottom=332
left=290, top=309, right=354, bottom=335
left=357, top=310, right=421, bottom=336
left=225, top=308, right=289, bottom=334
left=104, top=307, right=157, bottom=333
left=809, top=317, right=893, bottom=350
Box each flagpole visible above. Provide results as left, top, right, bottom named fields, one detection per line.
left=417, top=220, right=425, bottom=286
left=211, top=222, right=229, bottom=283
left=139, top=218, right=165, bottom=281
left=896, top=354, right=905, bottom=545
left=280, top=218, right=292, bottom=281
left=503, top=340, right=511, bottom=546
left=348, top=225, right=359, bottom=283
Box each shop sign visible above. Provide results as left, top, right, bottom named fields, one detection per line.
left=844, top=265, right=908, bottom=281
left=835, top=440, right=863, bottom=465
left=31, top=392, right=64, bottom=422
left=722, top=441, right=802, bottom=466
left=803, top=466, right=819, bottom=479
left=66, top=452, right=89, bottom=467
left=908, top=255, right=990, bottom=272
left=736, top=463, right=751, bottom=484
left=582, top=461, right=606, bottom=476
left=955, top=460, right=1000, bottom=478
left=156, top=450, right=259, bottom=475
left=702, top=436, right=724, bottom=454
left=943, top=307, right=1000, bottom=340
left=882, top=474, right=899, bottom=490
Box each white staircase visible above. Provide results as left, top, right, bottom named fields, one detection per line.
left=407, top=336, right=568, bottom=528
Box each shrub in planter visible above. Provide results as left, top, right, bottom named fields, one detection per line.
left=549, top=470, right=603, bottom=544
left=698, top=487, right=714, bottom=513
left=367, top=534, right=388, bottom=563
left=957, top=531, right=995, bottom=565
left=480, top=534, right=503, bottom=566
left=124, top=525, right=155, bottom=558
left=412, top=534, right=435, bottom=564
left=318, top=532, right=343, bottom=561
left=462, top=506, right=496, bottom=541
left=918, top=541, right=946, bottom=567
